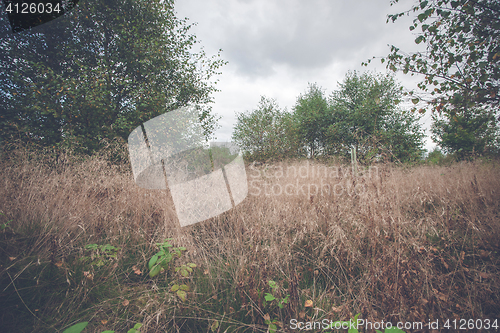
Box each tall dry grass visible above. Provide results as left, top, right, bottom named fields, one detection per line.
left=1, top=141, right=499, bottom=332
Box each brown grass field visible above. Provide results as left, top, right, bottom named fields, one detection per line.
left=1, top=141, right=499, bottom=332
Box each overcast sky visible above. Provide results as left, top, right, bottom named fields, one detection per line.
left=175, top=0, right=437, bottom=152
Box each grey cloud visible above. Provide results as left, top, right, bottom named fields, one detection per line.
left=186, top=0, right=404, bottom=78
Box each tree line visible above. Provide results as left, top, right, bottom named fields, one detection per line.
left=0, top=0, right=225, bottom=154
left=232, top=71, right=427, bottom=163
left=234, top=0, right=500, bottom=163
left=1, top=0, right=498, bottom=162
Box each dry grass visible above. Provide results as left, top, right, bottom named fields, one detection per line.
left=1, top=141, right=499, bottom=332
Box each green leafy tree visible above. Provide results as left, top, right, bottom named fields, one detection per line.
left=327, top=71, right=425, bottom=163
left=379, top=0, right=500, bottom=114
left=431, top=106, right=499, bottom=159
left=0, top=0, right=225, bottom=153
left=292, top=83, right=330, bottom=157
left=232, top=96, right=304, bottom=161
left=426, top=147, right=446, bottom=164
left=382, top=107, right=427, bottom=162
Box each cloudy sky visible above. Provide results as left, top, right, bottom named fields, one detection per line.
left=174, top=0, right=437, bottom=152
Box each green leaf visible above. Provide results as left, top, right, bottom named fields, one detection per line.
left=179, top=284, right=189, bottom=291
left=269, top=323, right=277, bottom=333
left=415, top=35, right=425, bottom=44
left=63, top=322, right=89, bottom=333
left=157, top=258, right=168, bottom=269
left=101, top=331, right=115, bottom=333
left=170, top=284, right=180, bottom=292
left=163, top=252, right=173, bottom=264
left=210, top=320, right=219, bottom=332
left=412, top=98, right=420, bottom=104
left=176, top=290, right=187, bottom=301
left=187, top=263, right=197, bottom=268
left=101, top=244, right=115, bottom=251
left=148, top=254, right=159, bottom=270
left=149, top=264, right=162, bottom=278
left=264, top=293, right=276, bottom=302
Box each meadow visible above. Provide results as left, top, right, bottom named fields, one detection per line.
left=1, top=141, right=499, bottom=332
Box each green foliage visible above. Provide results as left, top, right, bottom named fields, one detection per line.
left=148, top=239, right=197, bottom=302
left=148, top=239, right=177, bottom=278
left=379, top=0, right=500, bottom=114
left=62, top=322, right=89, bottom=333
left=210, top=320, right=219, bottom=332
left=175, top=262, right=197, bottom=278
left=264, top=317, right=278, bottom=333
left=293, top=83, right=331, bottom=157
left=264, top=280, right=289, bottom=309
left=209, top=144, right=239, bottom=169
left=327, top=71, right=425, bottom=163
left=62, top=322, right=142, bottom=333
left=81, top=244, right=120, bottom=268
left=232, top=96, right=304, bottom=161
left=232, top=73, right=425, bottom=163
left=426, top=147, right=447, bottom=164
left=431, top=106, right=499, bottom=159
left=127, top=323, right=143, bottom=333
left=0, top=0, right=225, bottom=153
left=170, top=283, right=190, bottom=302
left=0, top=212, right=12, bottom=231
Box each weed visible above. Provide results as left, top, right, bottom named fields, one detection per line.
left=147, top=239, right=177, bottom=278
left=0, top=211, right=11, bottom=231
left=148, top=238, right=197, bottom=301
left=263, top=313, right=279, bottom=333
left=264, top=280, right=290, bottom=309
left=81, top=243, right=120, bottom=268
left=62, top=321, right=142, bottom=333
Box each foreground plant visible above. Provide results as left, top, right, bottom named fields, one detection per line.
left=264, top=280, right=289, bottom=309
left=0, top=211, right=11, bottom=231
left=148, top=238, right=197, bottom=301
left=81, top=243, right=120, bottom=268
left=62, top=321, right=142, bottom=333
